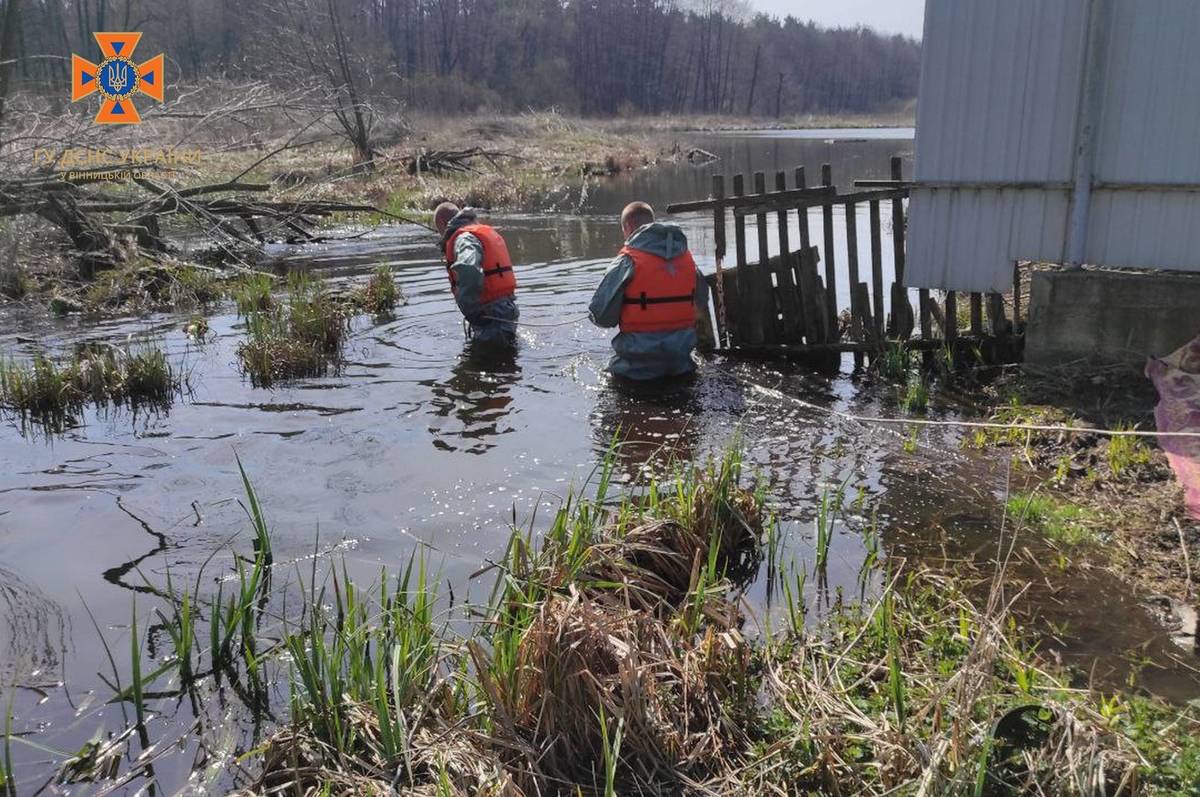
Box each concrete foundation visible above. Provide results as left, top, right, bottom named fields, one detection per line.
left=1026, top=268, right=1200, bottom=369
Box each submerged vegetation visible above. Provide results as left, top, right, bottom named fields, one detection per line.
left=9, top=447, right=1193, bottom=794
left=0, top=343, right=182, bottom=432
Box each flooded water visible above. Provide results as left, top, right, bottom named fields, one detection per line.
left=1, top=129, right=1197, bottom=790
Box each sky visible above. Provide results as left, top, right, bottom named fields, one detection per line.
left=749, top=0, right=926, bottom=39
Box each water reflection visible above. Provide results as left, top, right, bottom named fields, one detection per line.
left=426, top=342, right=522, bottom=454
left=591, top=375, right=702, bottom=479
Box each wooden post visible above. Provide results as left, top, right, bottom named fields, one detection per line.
left=821, top=164, right=839, bottom=339
left=1012, top=263, right=1022, bottom=329
left=844, top=199, right=864, bottom=366
left=969, top=292, right=983, bottom=336
left=775, top=170, right=802, bottom=342
left=796, top=166, right=811, bottom=252
left=945, top=291, right=958, bottom=343
left=711, top=174, right=728, bottom=347
left=733, top=173, right=750, bottom=345
left=869, top=199, right=885, bottom=339
left=890, top=156, right=913, bottom=339
left=986, top=292, right=1008, bottom=336
left=752, top=171, right=772, bottom=344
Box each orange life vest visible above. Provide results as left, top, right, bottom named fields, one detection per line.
left=443, top=223, right=517, bottom=305
left=619, top=245, right=698, bottom=334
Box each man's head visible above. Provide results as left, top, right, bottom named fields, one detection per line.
left=620, top=201, right=655, bottom=239
left=434, top=201, right=461, bottom=235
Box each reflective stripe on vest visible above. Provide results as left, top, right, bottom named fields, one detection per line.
left=444, top=223, right=517, bottom=305
left=618, top=245, right=698, bottom=334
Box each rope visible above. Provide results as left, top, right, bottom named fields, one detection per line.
left=479, top=314, right=590, bottom=328
left=742, top=380, right=1200, bottom=440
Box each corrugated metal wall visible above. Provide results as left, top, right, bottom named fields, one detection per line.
left=907, top=0, right=1200, bottom=292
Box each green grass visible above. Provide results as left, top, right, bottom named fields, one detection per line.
left=0, top=343, right=182, bottom=431
left=1107, top=424, right=1153, bottom=477
left=236, top=272, right=349, bottom=387
left=1006, top=491, right=1100, bottom=545
left=356, top=265, right=400, bottom=316
left=900, top=373, right=929, bottom=414
left=232, top=273, right=275, bottom=316
left=28, top=446, right=1200, bottom=794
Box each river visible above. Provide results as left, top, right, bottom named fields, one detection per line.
left=0, top=128, right=1196, bottom=790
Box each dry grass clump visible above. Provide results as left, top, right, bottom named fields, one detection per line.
left=236, top=272, right=349, bottom=387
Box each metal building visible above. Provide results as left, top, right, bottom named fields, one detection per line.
left=906, top=0, right=1200, bottom=293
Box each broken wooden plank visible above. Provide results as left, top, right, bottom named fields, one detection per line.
left=821, top=164, right=839, bottom=340
left=775, top=170, right=803, bottom=342
left=869, top=199, right=885, bottom=339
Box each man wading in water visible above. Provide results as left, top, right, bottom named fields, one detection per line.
left=589, top=201, right=710, bottom=380
left=435, top=203, right=520, bottom=345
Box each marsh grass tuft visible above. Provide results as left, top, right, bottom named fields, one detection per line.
left=232, top=273, right=276, bottom=316
left=356, top=264, right=401, bottom=316
left=1006, top=491, right=1101, bottom=545
left=0, top=343, right=182, bottom=431
left=237, top=273, right=349, bottom=387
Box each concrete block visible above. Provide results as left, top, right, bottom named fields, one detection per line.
left=1026, top=268, right=1200, bottom=370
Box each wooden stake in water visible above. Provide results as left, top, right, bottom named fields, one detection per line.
left=711, top=174, right=729, bottom=348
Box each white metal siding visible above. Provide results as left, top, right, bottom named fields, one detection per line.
left=907, top=0, right=1200, bottom=291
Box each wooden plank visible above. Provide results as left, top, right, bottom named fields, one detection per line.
left=969, top=292, right=983, bottom=336
left=732, top=173, right=751, bottom=345
left=869, top=199, right=885, bottom=339
left=795, top=167, right=812, bottom=251
left=945, top=291, right=958, bottom=343
left=889, top=156, right=913, bottom=339
left=1012, top=263, right=1022, bottom=328
left=821, top=164, right=839, bottom=339
left=844, top=199, right=864, bottom=366
left=751, top=171, right=771, bottom=344
left=986, top=292, right=1009, bottom=336
left=853, top=282, right=875, bottom=349
left=666, top=185, right=835, bottom=214
left=733, top=187, right=909, bottom=217
left=775, top=170, right=803, bottom=342
left=711, top=174, right=729, bottom=347
left=797, top=246, right=825, bottom=344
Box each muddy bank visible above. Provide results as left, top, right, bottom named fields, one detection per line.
left=964, top=364, right=1200, bottom=638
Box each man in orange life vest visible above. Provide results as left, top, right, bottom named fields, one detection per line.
left=434, top=202, right=519, bottom=344
left=588, top=202, right=710, bottom=380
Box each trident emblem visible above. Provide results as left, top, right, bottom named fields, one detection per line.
left=106, top=62, right=129, bottom=95
left=71, top=32, right=165, bottom=125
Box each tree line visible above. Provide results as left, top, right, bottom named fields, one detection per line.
left=2, top=0, right=920, bottom=118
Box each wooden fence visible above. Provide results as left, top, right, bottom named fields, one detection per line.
left=666, top=157, right=1022, bottom=362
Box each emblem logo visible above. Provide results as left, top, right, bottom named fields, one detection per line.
left=71, top=33, right=164, bottom=125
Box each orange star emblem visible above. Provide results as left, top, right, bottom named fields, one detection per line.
left=71, top=33, right=164, bottom=125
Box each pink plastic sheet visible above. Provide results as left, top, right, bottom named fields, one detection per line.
left=1146, top=334, right=1200, bottom=520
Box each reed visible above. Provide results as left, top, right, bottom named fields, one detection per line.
left=232, top=273, right=275, bottom=316
left=236, top=273, right=349, bottom=387
left=357, top=264, right=400, bottom=316
left=0, top=343, right=181, bottom=431
left=55, top=449, right=1200, bottom=795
